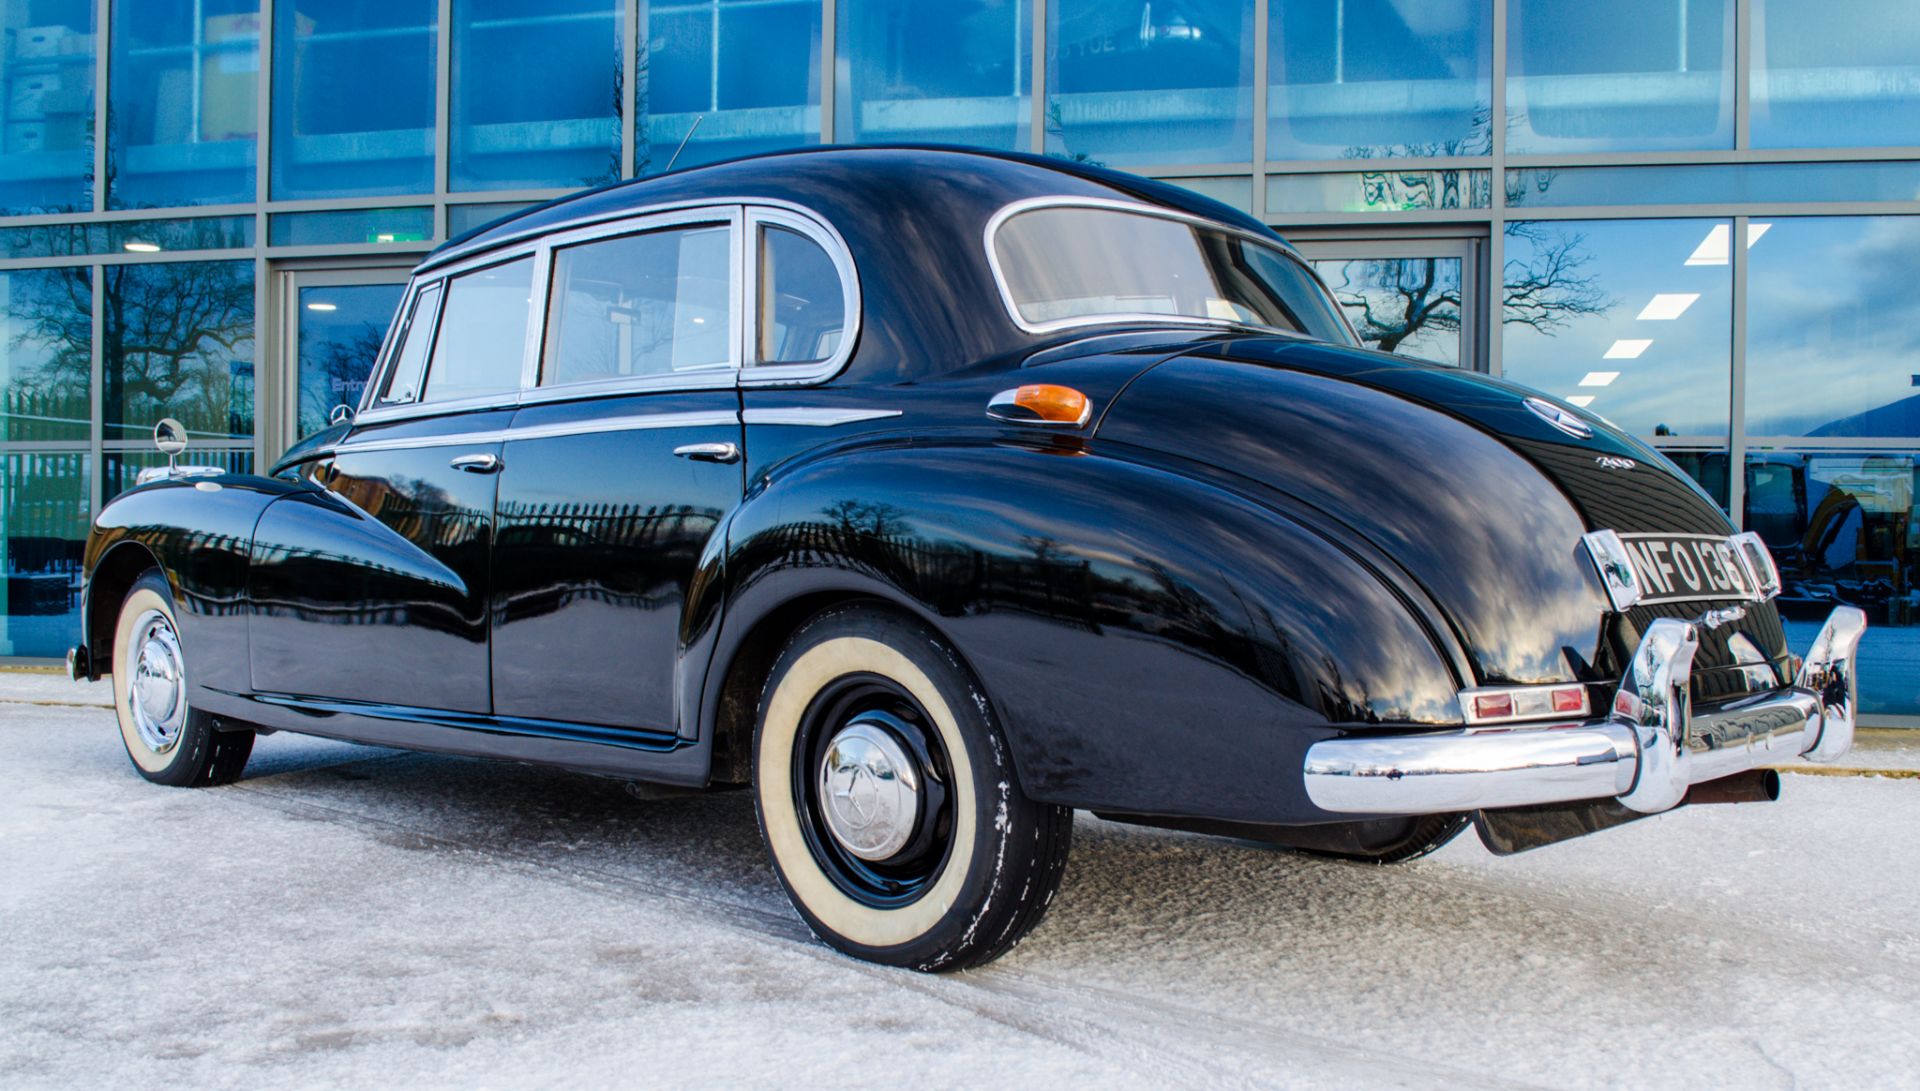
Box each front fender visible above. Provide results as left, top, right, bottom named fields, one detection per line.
left=711, top=437, right=1468, bottom=823
left=82, top=475, right=299, bottom=695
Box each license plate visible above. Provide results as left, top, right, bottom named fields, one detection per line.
left=1618, top=533, right=1757, bottom=605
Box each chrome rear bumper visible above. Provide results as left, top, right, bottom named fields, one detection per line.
left=1303, top=606, right=1868, bottom=816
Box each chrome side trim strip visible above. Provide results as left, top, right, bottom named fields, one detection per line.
left=742, top=407, right=903, bottom=426
left=336, top=410, right=740, bottom=455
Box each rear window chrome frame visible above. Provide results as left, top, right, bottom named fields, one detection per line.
left=982, top=195, right=1360, bottom=345
left=353, top=197, right=861, bottom=427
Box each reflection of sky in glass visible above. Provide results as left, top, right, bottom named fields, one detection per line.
left=642, top=0, right=821, bottom=172
left=1314, top=257, right=1462, bottom=366
left=1046, top=0, right=1254, bottom=165
left=1746, top=217, right=1920, bottom=439
left=1502, top=218, right=1731, bottom=439
left=1268, top=0, right=1491, bottom=159
left=1753, top=0, right=1920, bottom=148
left=0, top=269, right=90, bottom=442
left=297, top=284, right=405, bottom=438
left=451, top=0, right=622, bottom=192
left=1507, top=0, right=1732, bottom=153
left=836, top=0, right=1031, bottom=150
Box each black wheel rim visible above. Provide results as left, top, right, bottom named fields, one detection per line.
left=791, top=673, right=955, bottom=908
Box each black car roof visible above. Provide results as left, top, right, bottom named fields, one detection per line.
left=422, top=144, right=1287, bottom=273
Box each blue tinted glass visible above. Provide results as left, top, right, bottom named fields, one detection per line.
left=448, top=201, right=534, bottom=238
left=107, top=0, right=260, bottom=209
left=1313, top=257, right=1464, bottom=366
left=1758, top=452, right=1919, bottom=716
left=1507, top=162, right=1920, bottom=209
left=0, top=268, right=89, bottom=441
left=452, top=0, right=621, bottom=192
left=836, top=0, right=1031, bottom=149
left=1267, top=168, right=1491, bottom=213
left=0, top=450, right=89, bottom=657
left=642, top=0, right=821, bottom=173
left=271, top=0, right=435, bottom=199
left=1507, top=0, right=1732, bottom=153
left=0, top=1, right=95, bottom=215
left=102, top=260, right=255, bottom=441
left=1502, top=219, right=1731, bottom=439
left=0, top=216, right=252, bottom=259
left=297, top=282, right=404, bottom=437
left=269, top=207, right=433, bottom=246
left=103, top=448, right=252, bottom=501
left=1746, top=217, right=1920, bottom=439
left=1046, top=0, right=1252, bottom=165
left=1269, top=0, right=1491, bottom=159
left=1754, top=0, right=1920, bottom=149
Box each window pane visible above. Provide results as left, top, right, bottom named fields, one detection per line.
left=836, top=0, right=1031, bottom=149
left=643, top=0, right=821, bottom=173
left=108, top=0, right=260, bottom=209
left=0, top=268, right=90, bottom=441
left=0, top=0, right=95, bottom=215
left=1751, top=451, right=1918, bottom=717
left=1269, top=0, right=1491, bottom=159
left=271, top=0, right=435, bottom=199
left=757, top=226, right=843, bottom=365
left=297, top=283, right=405, bottom=438
left=1501, top=219, right=1731, bottom=440
left=104, top=448, right=253, bottom=501
left=421, top=258, right=534, bottom=402
left=449, top=201, right=535, bottom=238
left=1507, top=0, right=1733, bottom=154
left=0, top=450, right=88, bottom=657
left=1046, top=0, right=1253, bottom=165
left=1268, top=168, right=1492, bottom=213
left=544, top=227, right=733, bottom=386
left=1313, top=257, right=1462, bottom=366
left=451, top=0, right=621, bottom=192
left=0, top=216, right=252, bottom=259
left=1746, top=217, right=1920, bottom=439
left=1754, top=0, right=1920, bottom=149
left=378, top=283, right=440, bottom=404
left=102, top=260, right=255, bottom=442
left=269, top=207, right=434, bottom=247
left=1506, top=161, right=1920, bottom=209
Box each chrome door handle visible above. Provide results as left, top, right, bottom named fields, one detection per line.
left=449, top=453, right=502, bottom=473
left=673, top=442, right=741, bottom=464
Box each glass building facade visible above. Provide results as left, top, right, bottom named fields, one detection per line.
left=0, top=0, right=1914, bottom=722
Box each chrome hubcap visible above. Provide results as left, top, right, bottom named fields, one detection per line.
left=817, top=720, right=922, bottom=861
left=126, top=609, right=187, bottom=753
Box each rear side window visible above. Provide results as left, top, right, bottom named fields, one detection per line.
left=376, top=283, right=442, bottom=405
left=541, top=224, right=733, bottom=388
left=420, top=257, right=536, bottom=404
left=755, top=225, right=845, bottom=365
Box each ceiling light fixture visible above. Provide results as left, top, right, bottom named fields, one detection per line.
left=122, top=241, right=161, bottom=253
left=1566, top=395, right=1596, bottom=407
left=1603, top=340, right=1652, bottom=360
left=1685, top=223, right=1772, bottom=266
left=1579, top=371, right=1620, bottom=387
left=305, top=302, right=337, bottom=312
left=1637, top=293, right=1700, bottom=320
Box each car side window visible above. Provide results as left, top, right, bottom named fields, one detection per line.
left=755, top=225, right=845, bottom=365
left=375, top=282, right=442, bottom=405
left=419, top=256, right=536, bottom=404
left=540, top=224, right=733, bottom=388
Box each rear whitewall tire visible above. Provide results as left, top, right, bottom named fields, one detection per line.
left=754, top=607, right=1072, bottom=971
left=110, top=571, right=253, bottom=787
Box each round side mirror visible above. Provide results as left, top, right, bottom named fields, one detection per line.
left=329, top=404, right=355, bottom=427
left=153, top=418, right=189, bottom=456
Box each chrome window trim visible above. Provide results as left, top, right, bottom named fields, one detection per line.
left=741, top=407, right=902, bottom=426
left=354, top=199, right=861, bottom=428
left=981, top=195, right=1361, bottom=344
left=333, top=409, right=743, bottom=456
left=741, top=206, right=863, bottom=388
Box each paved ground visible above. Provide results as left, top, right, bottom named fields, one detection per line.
left=4, top=678, right=1918, bottom=1089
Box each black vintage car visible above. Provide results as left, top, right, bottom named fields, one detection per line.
left=72, top=148, right=1866, bottom=971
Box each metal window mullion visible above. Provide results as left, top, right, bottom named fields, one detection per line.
left=623, top=0, right=639, bottom=177
left=820, top=0, right=836, bottom=144
left=93, top=0, right=110, bottom=213
left=436, top=0, right=453, bottom=222
left=257, top=0, right=276, bottom=464
left=1485, top=0, right=1509, bottom=377
left=1734, top=0, right=1752, bottom=150
left=1728, top=213, right=1749, bottom=527
left=1251, top=0, right=1268, bottom=220
left=1030, top=0, right=1045, bottom=154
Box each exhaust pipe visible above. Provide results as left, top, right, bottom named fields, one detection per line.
left=1682, top=768, right=1781, bottom=806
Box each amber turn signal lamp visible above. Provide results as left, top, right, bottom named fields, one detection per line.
left=985, top=384, right=1092, bottom=428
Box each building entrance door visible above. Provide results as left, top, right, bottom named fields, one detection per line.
left=1291, top=237, right=1484, bottom=371
left=274, top=267, right=411, bottom=451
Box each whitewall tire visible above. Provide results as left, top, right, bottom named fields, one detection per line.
left=753, top=606, right=1072, bottom=971
left=110, top=571, right=253, bottom=787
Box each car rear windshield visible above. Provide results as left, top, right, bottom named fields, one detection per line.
left=991, top=205, right=1353, bottom=344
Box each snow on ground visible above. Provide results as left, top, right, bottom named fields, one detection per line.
left=2, top=687, right=1917, bottom=1090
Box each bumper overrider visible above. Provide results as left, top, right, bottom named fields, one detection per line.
left=1302, top=605, right=1868, bottom=817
